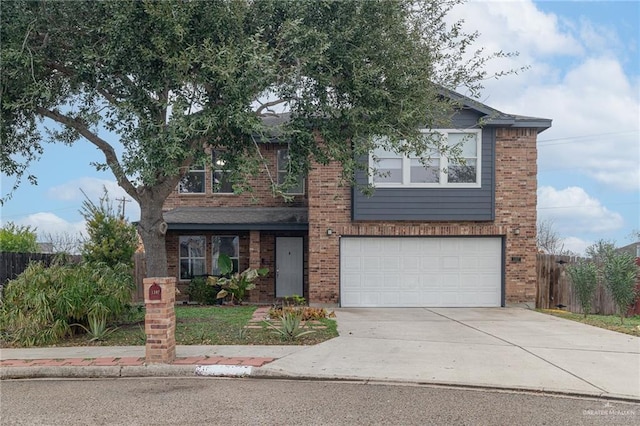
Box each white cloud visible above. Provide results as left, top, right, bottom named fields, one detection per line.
left=452, top=1, right=640, bottom=192
left=560, top=236, right=592, bottom=256
left=47, top=177, right=141, bottom=221
left=453, top=1, right=583, bottom=57
left=538, top=186, right=624, bottom=234
left=14, top=212, right=86, bottom=242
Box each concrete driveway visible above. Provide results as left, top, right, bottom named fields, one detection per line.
left=261, top=308, right=640, bottom=400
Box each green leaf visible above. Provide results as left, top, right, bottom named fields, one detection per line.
left=218, top=254, right=233, bottom=276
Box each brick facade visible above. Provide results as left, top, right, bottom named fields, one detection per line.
left=306, top=127, right=538, bottom=306
left=164, top=128, right=540, bottom=307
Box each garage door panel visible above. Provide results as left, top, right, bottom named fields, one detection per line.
left=341, top=237, right=502, bottom=307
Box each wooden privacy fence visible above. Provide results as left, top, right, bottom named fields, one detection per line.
left=1, top=251, right=145, bottom=303
left=536, top=254, right=640, bottom=315
left=0, top=252, right=82, bottom=288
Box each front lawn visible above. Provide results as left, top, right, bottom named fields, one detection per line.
left=45, top=305, right=338, bottom=347
left=539, top=309, right=640, bottom=337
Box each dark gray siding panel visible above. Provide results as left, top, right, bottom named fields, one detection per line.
left=353, top=127, right=495, bottom=221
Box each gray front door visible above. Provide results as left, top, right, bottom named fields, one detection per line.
left=276, top=237, right=303, bottom=298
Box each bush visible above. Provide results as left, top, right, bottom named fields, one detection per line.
left=187, top=275, right=220, bottom=305
left=566, top=260, right=598, bottom=318
left=0, top=259, right=134, bottom=347
left=603, top=253, right=639, bottom=324
left=0, top=222, right=38, bottom=253
left=80, top=188, right=138, bottom=267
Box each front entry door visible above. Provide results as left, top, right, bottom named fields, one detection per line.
left=276, top=237, right=303, bottom=298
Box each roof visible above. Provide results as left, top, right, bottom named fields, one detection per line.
left=438, top=87, right=552, bottom=133
left=163, top=207, right=308, bottom=231
left=259, top=88, right=551, bottom=134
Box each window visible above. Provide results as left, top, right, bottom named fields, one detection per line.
left=179, top=236, right=206, bottom=280
left=179, top=163, right=205, bottom=193
left=212, top=236, right=239, bottom=276
left=212, top=150, right=234, bottom=194
left=370, top=130, right=481, bottom=188
left=277, top=149, right=305, bottom=194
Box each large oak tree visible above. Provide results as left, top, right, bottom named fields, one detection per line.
left=1, top=0, right=513, bottom=277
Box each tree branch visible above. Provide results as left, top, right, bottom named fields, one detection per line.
left=34, top=107, right=140, bottom=202
left=255, top=98, right=289, bottom=117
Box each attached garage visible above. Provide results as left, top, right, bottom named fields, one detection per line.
left=340, top=237, right=503, bottom=307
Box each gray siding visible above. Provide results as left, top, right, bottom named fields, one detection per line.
left=353, top=124, right=495, bottom=222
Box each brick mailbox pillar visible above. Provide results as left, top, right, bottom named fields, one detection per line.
left=144, top=277, right=176, bottom=364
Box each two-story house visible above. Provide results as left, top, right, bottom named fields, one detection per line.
left=162, top=91, right=551, bottom=307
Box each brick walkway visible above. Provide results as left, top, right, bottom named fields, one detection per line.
left=0, top=356, right=275, bottom=368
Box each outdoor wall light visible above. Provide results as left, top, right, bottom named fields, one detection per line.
left=513, top=228, right=520, bottom=235
left=326, top=228, right=333, bottom=236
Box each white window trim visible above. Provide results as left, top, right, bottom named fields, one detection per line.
left=178, top=164, right=206, bottom=194
left=277, top=149, right=305, bottom=195
left=179, top=236, right=206, bottom=281
left=369, top=129, right=482, bottom=189
left=212, top=151, right=234, bottom=195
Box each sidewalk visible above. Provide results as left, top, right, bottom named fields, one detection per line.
left=2, top=308, right=639, bottom=403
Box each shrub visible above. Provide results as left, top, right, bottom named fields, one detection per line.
left=80, top=188, right=138, bottom=267
left=187, top=276, right=219, bottom=305
left=566, top=260, right=598, bottom=318
left=603, top=253, right=639, bottom=324
left=213, top=254, right=268, bottom=304
left=0, top=222, right=38, bottom=253
left=0, top=259, right=134, bottom=346
left=265, top=309, right=316, bottom=342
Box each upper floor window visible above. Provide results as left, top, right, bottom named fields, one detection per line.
left=179, top=162, right=205, bottom=193
left=370, top=130, right=481, bottom=188
left=277, top=149, right=305, bottom=194
left=212, top=150, right=234, bottom=194
left=179, top=236, right=206, bottom=280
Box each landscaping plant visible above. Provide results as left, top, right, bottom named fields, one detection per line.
left=566, top=260, right=598, bottom=318
left=211, top=254, right=268, bottom=304
left=266, top=309, right=316, bottom=342
left=187, top=275, right=219, bottom=305
left=0, top=259, right=134, bottom=346
left=603, top=253, right=639, bottom=324
left=80, top=188, right=138, bottom=268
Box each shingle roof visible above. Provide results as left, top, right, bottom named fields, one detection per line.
left=163, top=207, right=308, bottom=231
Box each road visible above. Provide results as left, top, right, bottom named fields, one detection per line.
left=1, top=378, right=638, bottom=425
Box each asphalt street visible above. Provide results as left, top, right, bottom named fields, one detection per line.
left=2, top=378, right=638, bottom=425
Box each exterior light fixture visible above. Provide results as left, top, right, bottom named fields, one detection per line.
left=326, top=229, right=333, bottom=236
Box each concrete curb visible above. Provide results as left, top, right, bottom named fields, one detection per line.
left=0, top=365, right=196, bottom=380
left=250, top=369, right=640, bottom=404
left=4, top=365, right=639, bottom=404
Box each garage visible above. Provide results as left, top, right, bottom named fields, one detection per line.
left=340, top=237, right=503, bottom=307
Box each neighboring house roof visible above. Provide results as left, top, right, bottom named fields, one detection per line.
left=616, top=241, right=640, bottom=257
left=163, top=207, right=308, bottom=231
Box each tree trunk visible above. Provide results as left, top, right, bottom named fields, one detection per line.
left=137, top=197, right=169, bottom=278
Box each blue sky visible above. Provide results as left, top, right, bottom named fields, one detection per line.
left=1, top=0, right=639, bottom=254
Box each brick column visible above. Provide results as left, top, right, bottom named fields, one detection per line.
left=248, top=230, right=261, bottom=303
left=144, top=277, right=176, bottom=364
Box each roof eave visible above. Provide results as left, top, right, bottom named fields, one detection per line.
left=166, top=223, right=309, bottom=231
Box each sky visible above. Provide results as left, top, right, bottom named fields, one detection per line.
left=1, top=0, right=639, bottom=255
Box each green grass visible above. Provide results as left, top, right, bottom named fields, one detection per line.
left=539, top=309, right=640, bottom=336
left=29, top=305, right=338, bottom=347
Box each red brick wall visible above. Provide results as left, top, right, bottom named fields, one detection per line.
left=307, top=127, right=539, bottom=306
left=163, top=143, right=307, bottom=210
left=164, top=128, right=539, bottom=306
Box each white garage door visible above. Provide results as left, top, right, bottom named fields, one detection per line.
left=340, top=237, right=502, bottom=307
